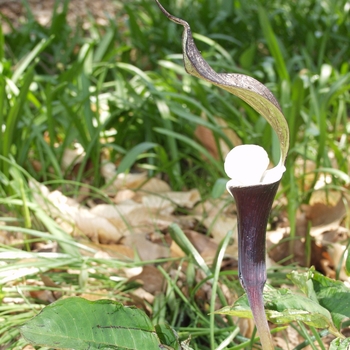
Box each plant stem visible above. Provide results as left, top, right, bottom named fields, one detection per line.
left=246, top=286, right=274, bottom=350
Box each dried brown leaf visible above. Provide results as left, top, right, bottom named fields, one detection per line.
left=113, top=189, right=135, bottom=203
left=122, top=233, right=170, bottom=261
left=131, top=287, right=155, bottom=305
left=128, top=265, right=165, bottom=294
left=74, top=208, right=124, bottom=243
left=104, top=168, right=148, bottom=190
left=304, top=198, right=346, bottom=237
left=203, top=215, right=237, bottom=243
left=161, top=189, right=201, bottom=209
left=194, top=118, right=242, bottom=160
left=95, top=243, right=135, bottom=259
left=139, top=177, right=172, bottom=193
left=141, top=194, right=175, bottom=215
left=126, top=207, right=175, bottom=234
left=195, top=124, right=219, bottom=159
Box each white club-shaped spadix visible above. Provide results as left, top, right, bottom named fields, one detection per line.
left=224, top=145, right=286, bottom=188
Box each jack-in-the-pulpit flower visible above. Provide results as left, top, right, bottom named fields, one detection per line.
left=224, top=144, right=284, bottom=349
left=155, top=1, right=289, bottom=349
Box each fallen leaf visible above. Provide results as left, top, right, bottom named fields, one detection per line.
left=202, top=215, right=237, bottom=244
left=163, top=189, right=201, bottom=208
left=309, top=189, right=342, bottom=206
left=114, top=172, right=148, bottom=189
left=90, top=201, right=143, bottom=220
left=141, top=194, right=175, bottom=215
left=94, top=243, right=135, bottom=259
left=268, top=212, right=309, bottom=266
left=29, top=289, right=56, bottom=303
left=194, top=115, right=242, bottom=160
left=139, top=177, right=172, bottom=193
left=182, top=230, right=218, bottom=262
left=327, top=243, right=348, bottom=281
left=74, top=208, right=124, bottom=243
left=132, top=288, right=155, bottom=305
left=193, top=198, right=232, bottom=218
left=113, top=189, right=135, bottom=203
left=61, top=145, right=85, bottom=170
left=125, top=207, right=175, bottom=234
left=22, top=346, right=35, bottom=350
left=128, top=265, right=165, bottom=294
left=103, top=167, right=148, bottom=190
left=303, top=198, right=346, bottom=237
left=195, top=124, right=219, bottom=159
left=122, top=233, right=170, bottom=261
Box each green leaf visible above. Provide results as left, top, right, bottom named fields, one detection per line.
left=216, top=285, right=342, bottom=338
left=239, top=43, right=256, bottom=70
left=117, top=142, right=158, bottom=175
left=346, top=250, right=350, bottom=276
left=288, top=268, right=350, bottom=331
left=311, top=271, right=350, bottom=330
left=287, top=268, right=319, bottom=302
left=257, top=6, right=289, bottom=82
left=215, top=293, right=253, bottom=319
left=211, top=178, right=227, bottom=199
left=12, top=36, right=53, bottom=84
left=21, top=297, right=162, bottom=349
left=264, top=287, right=338, bottom=334
left=155, top=324, right=181, bottom=350
left=330, top=338, right=350, bottom=350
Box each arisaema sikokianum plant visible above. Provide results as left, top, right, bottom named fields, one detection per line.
left=155, top=1, right=289, bottom=349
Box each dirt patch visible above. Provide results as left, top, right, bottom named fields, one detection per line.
left=0, top=0, right=120, bottom=33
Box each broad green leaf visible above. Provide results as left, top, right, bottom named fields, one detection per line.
left=156, top=324, right=194, bottom=349
left=216, top=285, right=342, bottom=338
left=155, top=0, right=289, bottom=166
left=309, top=270, right=350, bottom=330
left=263, top=287, right=339, bottom=336
left=21, top=297, right=162, bottom=349
left=287, top=268, right=319, bottom=302
left=288, top=268, right=350, bottom=330
left=215, top=293, right=253, bottom=319
left=330, top=338, right=350, bottom=350
left=155, top=324, right=181, bottom=350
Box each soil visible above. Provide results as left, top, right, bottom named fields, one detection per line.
left=0, top=0, right=120, bottom=33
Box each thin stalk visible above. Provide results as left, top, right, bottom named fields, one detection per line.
left=246, top=287, right=274, bottom=349
left=297, top=321, right=318, bottom=350
left=210, top=230, right=233, bottom=349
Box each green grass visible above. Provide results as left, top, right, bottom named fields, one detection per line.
left=0, top=0, right=350, bottom=348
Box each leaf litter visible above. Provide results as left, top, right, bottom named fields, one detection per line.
left=2, top=148, right=350, bottom=348
left=0, top=116, right=346, bottom=350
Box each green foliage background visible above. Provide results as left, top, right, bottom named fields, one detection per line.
left=0, top=0, right=350, bottom=348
